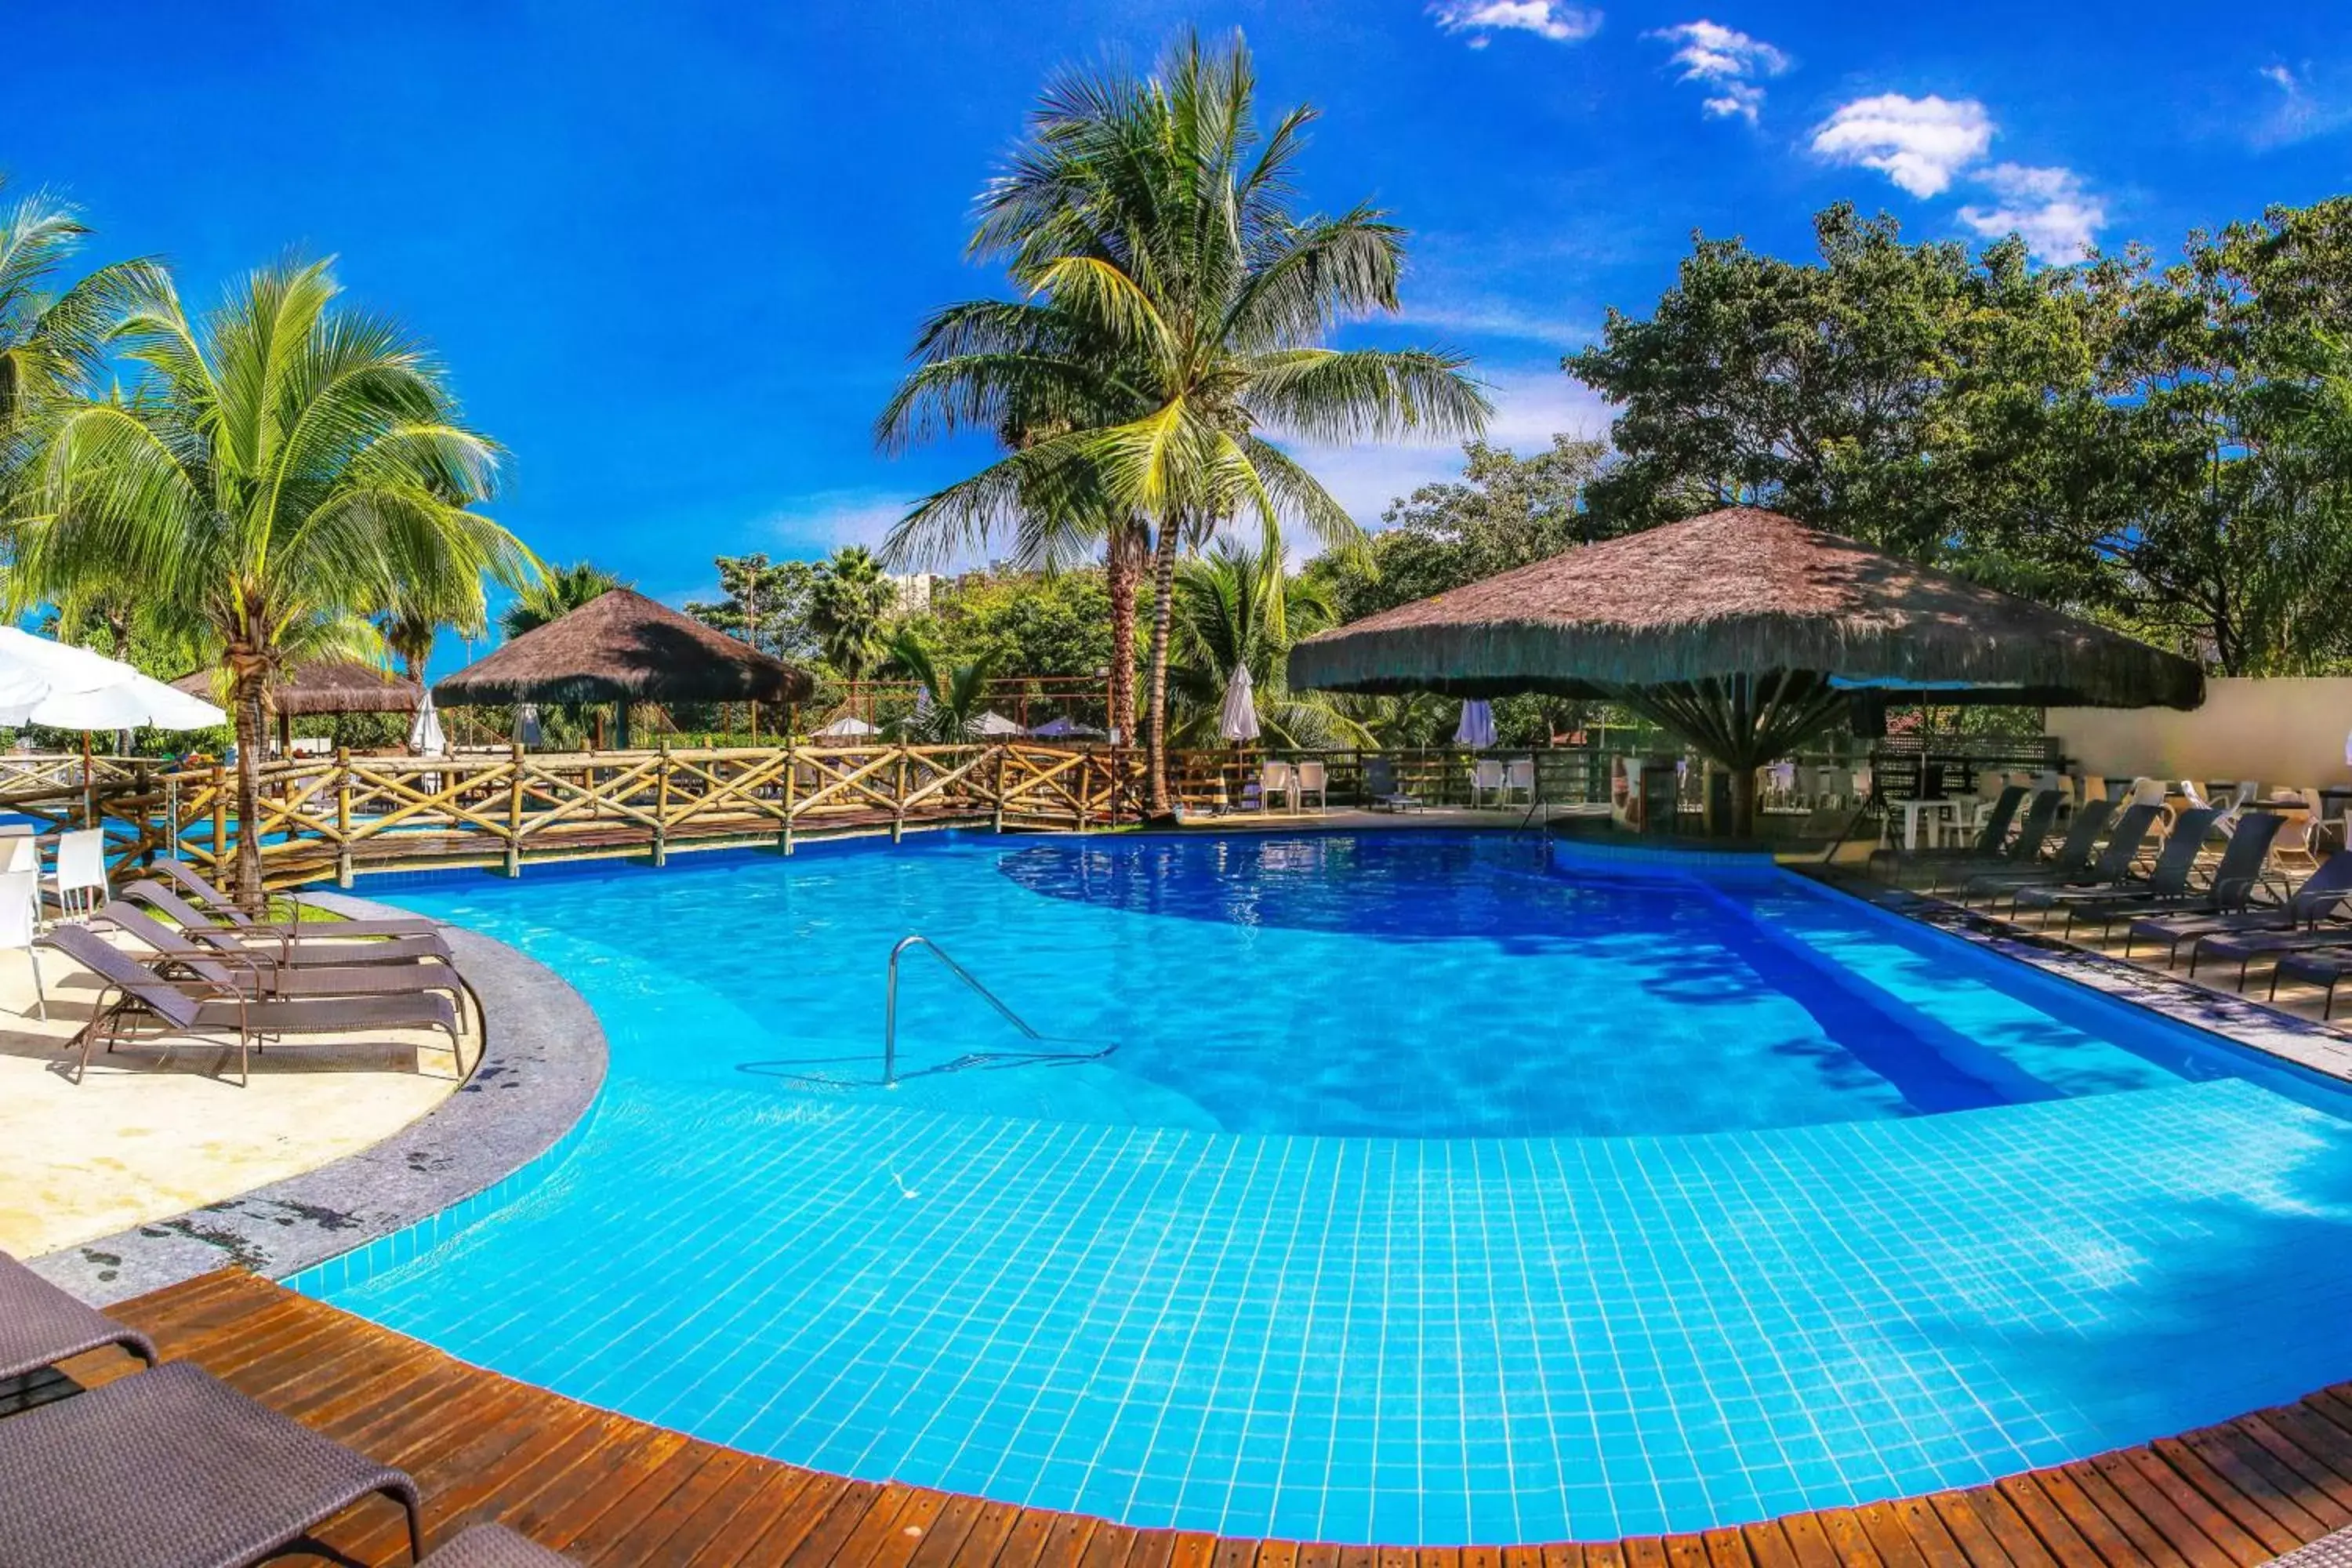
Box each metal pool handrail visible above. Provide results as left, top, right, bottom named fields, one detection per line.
left=884, top=934, right=1044, bottom=1087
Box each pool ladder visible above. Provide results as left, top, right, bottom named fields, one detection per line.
left=880, top=935, right=1112, bottom=1087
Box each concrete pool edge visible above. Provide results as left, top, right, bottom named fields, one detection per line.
left=30, top=890, right=609, bottom=1306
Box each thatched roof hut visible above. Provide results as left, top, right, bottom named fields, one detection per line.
left=1290, top=507, right=2204, bottom=833
left=172, top=659, right=420, bottom=716
left=434, top=589, right=812, bottom=743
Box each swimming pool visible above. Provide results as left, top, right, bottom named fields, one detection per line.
left=304, top=831, right=2352, bottom=1544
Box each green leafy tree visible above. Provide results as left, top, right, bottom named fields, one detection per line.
left=808, top=545, right=897, bottom=677
left=878, top=29, right=1488, bottom=814
left=503, top=559, right=626, bottom=639
left=685, top=552, right=818, bottom=659
left=896, top=568, right=1116, bottom=680
left=6, top=258, right=537, bottom=909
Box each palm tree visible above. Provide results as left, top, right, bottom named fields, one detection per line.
left=502, top=559, right=626, bottom=639
left=884, top=628, right=1002, bottom=742
left=878, top=29, right=1487, bottom=815
left=5, top=258, right=536, bottom=911
left=1167, top=542, right=1369, bottom=749
left=808, top=545, right=897, bottom=677
left=0, top=181, right=164, bottom=429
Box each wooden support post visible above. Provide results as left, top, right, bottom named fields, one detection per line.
left=335, top=748, right=354, bottom=887
left=891, top=748, right=906, bottom=844
left=992, top=746, right=1006, bottom=834
left=210, top=764, right=227, bottom=871
left=505, top=743, right=524, bottom=877
left=781, top=742, right=797, bottom=855
left=653, top=742, right=670, bottom=866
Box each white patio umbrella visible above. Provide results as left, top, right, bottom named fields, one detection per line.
left=1029, top=715, right=1105, bottom=740
left=1454, top=699, right=1497, bottom=750
left=408, top=690, right=446, bottom=755
left=1219, top=664, right=1260, bottom=742
left=813, top=715, right=877, bottom=739
left=0, top=627, right=224, bottom=730
left=971, top=710, right=1023, bottom=737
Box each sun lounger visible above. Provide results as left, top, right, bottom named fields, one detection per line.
left=152, top=857, right=441, bottom=941
left=2128, top=849, right=2352, bottom=967
left=419, top=1523, right=579, bottom=1566
left=2005, top=804, right=2164, bottom=914
left=0, top=1248, right=156, bottom=1383
left=2272, top=947, right=2352, bottom=1019
left=1958, top=797, right=2117, bottom=905
left=2052, top=808, right=2277, bottom=938
left=43, top=923, right=461, bottom=1087
left=1927, top=787, right=2060, bottom=888
left=1363, top=756, right=1423, bottom=812
left=121, top=881, right=452, bottom=966
left=0, top=1361, right=423, bottom=1568
left=95, top=905, right=466, bottom=1014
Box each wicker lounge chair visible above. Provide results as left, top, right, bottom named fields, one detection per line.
left=43, top=923, right=461, bottom=1087
left=121, top=881, right=452, bottom=967
left=1957, top=797, right=2118, bottom=906
left=95, top=904, right=466, bottom=1014
left=2004, top=804, right=2168, bottom=914
left=419, top=1523, right=579, bottom=1566
left=0, top=1361, right=423, bottom=1568
left=152, top=856, right=441, bottom=941
left=0, top=1248, right=156, bottom=1383
left=2053, top=808, right=2279, bottom=938
left=2128, top=849, right=2352, bottom=969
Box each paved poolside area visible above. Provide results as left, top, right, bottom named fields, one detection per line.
left=0, top=931, right=472, bottom=1258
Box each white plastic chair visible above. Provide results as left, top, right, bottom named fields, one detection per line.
left=1503, top=757, right=1536, bottom=805
left=1470, top=759, right=1505, bottom=807
left=1294, top=760, right=1327, bottom=813
left=0, top=867, right=45, bottom=1018
left=49, top=827, right=107, bottom=918
left=0, top=828, right=34, bottom=877
left=1258, top=760, right=1294, bottom=813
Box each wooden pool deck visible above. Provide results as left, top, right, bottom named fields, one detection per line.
left=34, top=1269, right=2350, bottom=1567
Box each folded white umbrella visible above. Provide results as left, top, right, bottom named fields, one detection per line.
left=1219, top=664, right=1261, bottom=742
left=0, top=627, right=226, bottom=731
left=408, top=690, right=446, bottom=755
left=1454, top=699, right=1497, bottom=750
left=514, top=703, right=544, bottom=748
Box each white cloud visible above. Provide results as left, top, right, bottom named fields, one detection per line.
left=1648, top=20, right=1790, bottom=124
left=1429, top=1, right=1602, bottom=48
left=1396, top=294, right=1593, bottom=348
left=1810, top=93, right=1993, bottom=197
left=2252, top=62, right=2352, bottom=149
left=1956, top=163, right=2105, bottom=263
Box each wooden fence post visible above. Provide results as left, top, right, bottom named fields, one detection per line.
left=653, top=742, right=670, bottom=866
left=781, top=742, right=796, bottom=855
left=335, top=748, right=354, bottom=887
left=992, top=746, right=1006, bottom=834
left=891, top=747, right=906, bottom=844
left=209, top=764, right=227, bottom=872
left=505, top=743, right=524, bottom=877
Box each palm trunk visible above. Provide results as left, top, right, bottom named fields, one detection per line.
left=232, top=673, right=267, bottom=916
left=1142, top=516, right=1183, bottom=817
left=1105, top=524, right=1142, bottom=746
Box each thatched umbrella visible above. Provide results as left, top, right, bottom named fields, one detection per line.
left=173, top=659, right=421, bottom=755
left=1289, top=506, right=2205, bottom=836
left=433, top=587, right=813, bottom=748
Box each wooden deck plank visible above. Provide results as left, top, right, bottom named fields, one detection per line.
left=47, top=1270, right=2352, bottom=1567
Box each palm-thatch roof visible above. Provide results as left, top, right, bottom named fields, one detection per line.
left=1289, top=506, right=2205, bottom=710
left=172, top=659, right=421, bottom=716
left=432, top=587, right=814, bottom=706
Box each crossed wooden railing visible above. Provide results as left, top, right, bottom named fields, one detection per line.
left=9, top=743, right=1152, bottom=888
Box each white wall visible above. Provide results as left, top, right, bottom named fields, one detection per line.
left=2046, top=677, right=2352, bottom=789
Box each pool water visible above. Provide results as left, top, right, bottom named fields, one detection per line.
left=304, top=831, right=2352, bottom=1543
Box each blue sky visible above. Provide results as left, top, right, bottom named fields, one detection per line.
left=12, top=1, right=2350, bottom=637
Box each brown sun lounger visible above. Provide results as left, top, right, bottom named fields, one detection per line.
left=419, top=1523, right=580, bottom=1566
left=153, top=856, right=442, bottom=941
left=0, top=1248, right=156, bottom=1383
left=44, top=923, right=461, bottom=1087
left=0, top=1360, right=423, bottom=1567
left=122, top=881, right=452, bottom=967
left=96, top=905, right=468, bottom=1017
